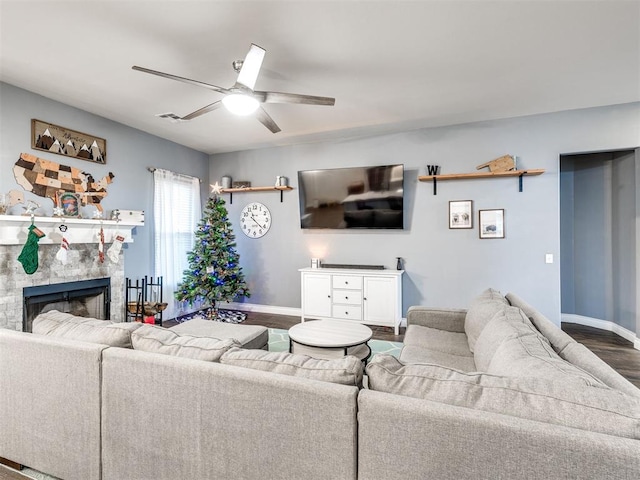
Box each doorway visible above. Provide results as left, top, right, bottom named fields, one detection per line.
left=559, top=149, right=638, bottom=339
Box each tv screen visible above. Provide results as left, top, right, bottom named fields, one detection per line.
left=298, top=164, right=404, bottom=229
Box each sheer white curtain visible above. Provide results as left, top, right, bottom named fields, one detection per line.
left=153, top=169, right=201, bottom=321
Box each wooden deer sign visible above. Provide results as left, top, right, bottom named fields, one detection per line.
left=476, top=155, right=516, bottom=173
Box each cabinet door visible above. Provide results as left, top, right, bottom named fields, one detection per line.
left=363, top=276, right=397, bottom=326
left=302, top=273, right=332, bottom=318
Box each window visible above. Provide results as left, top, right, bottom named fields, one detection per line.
left=153, top=169, right=201, bottom=320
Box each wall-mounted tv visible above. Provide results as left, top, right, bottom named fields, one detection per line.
left=298, top=164, right=404, bottom=229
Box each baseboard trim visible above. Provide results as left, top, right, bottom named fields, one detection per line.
left=220, top=302, right=302, bottom=318
left=221, top=302, right=408, bottom=329
left=561, top=313, right=640, bottom=351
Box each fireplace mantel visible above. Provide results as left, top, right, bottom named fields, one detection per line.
left=0, top=214, right=143, bottom=245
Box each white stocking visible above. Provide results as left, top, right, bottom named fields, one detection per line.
left=107, top=234, right=125, bottom=263
left=56, top=230, right=70, bottom=265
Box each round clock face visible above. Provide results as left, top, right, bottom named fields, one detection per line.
left=240, top=202, right=271, bottom=238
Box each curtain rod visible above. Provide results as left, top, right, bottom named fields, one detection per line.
left=148, top=167, right=202, bottom=183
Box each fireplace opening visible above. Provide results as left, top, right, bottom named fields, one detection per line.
left=23, top=278, right=111, bottom=332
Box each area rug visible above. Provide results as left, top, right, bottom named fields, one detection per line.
left=173, top=307, right=247, bottom=324
left=268, top=328, right=403, bottom=358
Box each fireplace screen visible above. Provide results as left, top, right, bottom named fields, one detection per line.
left=23, top=278, right=111, bottom=332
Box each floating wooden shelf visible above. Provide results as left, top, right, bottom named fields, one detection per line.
left=220, top=186, right=293, bottom=204
left=418, top=169, right=545, bottom=195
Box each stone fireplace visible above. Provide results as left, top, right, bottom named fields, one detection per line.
left=0, top=243, right=125, bottom=331
left=0, top=215, right=142, bottom=331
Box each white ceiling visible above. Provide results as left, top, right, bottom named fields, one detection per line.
left=1, top=1, right=639, bottom=155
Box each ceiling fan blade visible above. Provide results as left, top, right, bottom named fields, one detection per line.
left=255, top=107, right=281, bottom=133
left=181, top=101, right=223, bottom=121
left=255, top=91, right=335, bottom=106
left=132, top=66, right=230, bottom=95
left=235, top=44, right=266, bottom=90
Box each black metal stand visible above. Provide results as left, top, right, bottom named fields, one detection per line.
left=125, top=276, right=164, bottom=325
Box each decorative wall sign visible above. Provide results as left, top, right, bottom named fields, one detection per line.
left=232, top=181, right=252, bottom=188
left=449, top=200, right=473, bottom=229
left=479, top=209, right=505, bottom=239
left=31, top=119, right=106, bottom=164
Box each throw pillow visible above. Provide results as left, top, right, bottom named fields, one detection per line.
left=131, top=324, right=240, bottom=362
left=487, top=333, right=607, bottom=387
left=464, top=288, right=509, bottom=353
left=366, top=354, right=640, bottom=440
left=473, top=306, right=540, bottom=371
left=220, top=347, right=364, bottom=387
left=32, top=310, right=142, bottom=348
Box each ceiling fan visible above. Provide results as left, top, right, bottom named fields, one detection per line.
left=132, top=44, right=335, bottom=133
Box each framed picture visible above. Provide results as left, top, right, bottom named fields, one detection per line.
left=479, top=209, right=505, bottom=239
left=32, top=119, right=106, bottom=164
left=449, top=200, right=473, bottom=229
left=57, top=191, right=82, bottom=217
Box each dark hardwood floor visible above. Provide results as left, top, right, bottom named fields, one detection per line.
left=562, top=322, right=640, bottom=388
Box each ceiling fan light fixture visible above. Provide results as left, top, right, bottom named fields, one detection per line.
left=222, top=94, right=260, bottom=116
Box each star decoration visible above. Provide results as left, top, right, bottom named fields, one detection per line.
left=210, top=182, right=223, bottom=195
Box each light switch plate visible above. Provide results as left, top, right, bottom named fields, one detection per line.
left=545, top=253, right=553, bottom=264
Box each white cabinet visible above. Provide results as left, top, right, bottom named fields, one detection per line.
left=300, top=268, right=403, bottom=335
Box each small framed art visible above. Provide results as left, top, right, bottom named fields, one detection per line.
left=479, top=209, right=505, bottom=239
left=57, top=191, right=82, bottom=217
left=449, top=200, right=473, bottom=229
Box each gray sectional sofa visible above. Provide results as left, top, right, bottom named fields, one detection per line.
left=1, top=290, right=639, bottom=480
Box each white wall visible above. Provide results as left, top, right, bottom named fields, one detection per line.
left=210, top=102, right=640, bottom=328
left=0, top=82, right=210, bottom=282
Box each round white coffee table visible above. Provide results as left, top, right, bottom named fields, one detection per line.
left=288, top=320, right=373, bottom=362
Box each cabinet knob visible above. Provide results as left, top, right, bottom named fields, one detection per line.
left=364, top=297, right=367, bottom=301
left=345, top=296, right=348, bottom=300
left=327, top=295, right=331, bottom=298
left=345, top=311, right=349, bottom=315
left=345, top=281, right=349, bottom=285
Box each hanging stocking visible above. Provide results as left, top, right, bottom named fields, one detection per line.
left=107, top=234, right=125, bottom=263
left=55, top=225, right=70, bottom=265
left=98, top=227, right=105, bottom=263
left=17, top=224, right=45, bottom=274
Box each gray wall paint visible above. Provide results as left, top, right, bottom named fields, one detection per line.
left=0, top=82, right=209, bottom=282
left=210, top=102, right=640, bottom=329
left=560, top=151, right=637, bottom=332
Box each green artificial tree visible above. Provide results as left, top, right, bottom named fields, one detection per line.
left=175, top=195, right=249, bottom=316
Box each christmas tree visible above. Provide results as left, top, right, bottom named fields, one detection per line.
left=175, top=196, right=249, bottom=312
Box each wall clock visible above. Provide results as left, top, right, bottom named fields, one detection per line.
left=240, top=202, right=271, bottom=238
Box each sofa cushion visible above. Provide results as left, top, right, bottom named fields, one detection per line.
left=131, top=324, right=240, bottom=362
left=169, top=318, right=269, bottom=350
left=487, top=333, right=607, bottom=387
left=399, top=345, right=476, bottom=372
left=220, top=347, right=364, bottom=387
left=559, top=342, right=640, bottom=398
left=464, top=288, right=509, bottom=352
left=32, top=310, right=142, bottom=348
left=366, top=354, right=640, bottom=440
left=505, top=292, right=576, bottom=353
left=403, top=324, right=473, bottom=357
left=473, top=307, right=540, bottom=371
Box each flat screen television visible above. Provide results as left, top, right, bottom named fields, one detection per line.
left=297, top=164, right=404, bottom=229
